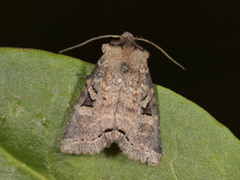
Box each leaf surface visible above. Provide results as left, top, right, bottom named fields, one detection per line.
left=0, top=48, right=239, bottom=180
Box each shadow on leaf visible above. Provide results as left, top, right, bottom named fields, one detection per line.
left=104, top=143, right=121, bottom=157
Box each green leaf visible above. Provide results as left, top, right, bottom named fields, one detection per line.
left=0, top=47, right=239, bottom=180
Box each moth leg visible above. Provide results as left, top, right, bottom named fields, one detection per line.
left=76, top=73, right=89, bottom=79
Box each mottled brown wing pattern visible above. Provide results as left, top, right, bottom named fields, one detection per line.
left=61, top=57, right=113, bottom=154
left=61, top=32, right=162, bottom=166
left=114, top=54, right=161, bottom=166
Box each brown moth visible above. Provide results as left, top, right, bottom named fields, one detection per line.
left=61, top=32, right=162, bottom=166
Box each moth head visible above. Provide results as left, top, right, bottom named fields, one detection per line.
left=102, top=43, right=149, bottom=60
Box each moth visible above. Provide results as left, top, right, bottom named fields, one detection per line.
left=61, top=32, right=184, bottom=166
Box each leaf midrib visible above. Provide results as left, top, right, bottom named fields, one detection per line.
left=0, top=146, right=47, bottom=180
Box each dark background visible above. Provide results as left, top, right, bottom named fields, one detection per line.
left=1, top=1, right=239, bottom=139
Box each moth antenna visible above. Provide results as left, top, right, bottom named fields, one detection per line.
left=134, top=37, right=185, bottom=70
left=59, top=33, right=185, bottom=70
left=59, top=35, right=121, bottom=53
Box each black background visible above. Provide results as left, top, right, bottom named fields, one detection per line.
left=1, top=1, right=239, bottom=139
